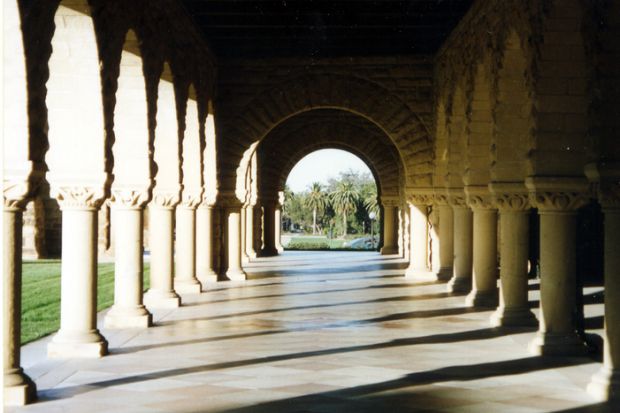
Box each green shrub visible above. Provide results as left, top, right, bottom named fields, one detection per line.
left=285, top=241, right=331, bottom=250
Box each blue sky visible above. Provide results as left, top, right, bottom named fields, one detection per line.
left=285, top=149, right=373, bottom=193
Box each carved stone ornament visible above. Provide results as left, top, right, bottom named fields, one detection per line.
left=3, top=181, right=30, bottom=210
left=529, top=191, right=590, bottom=212
left=433, top=193, right=450, bottom=206
left=179, top=192, right=203, bottom=209
left=407, top=192, right=433, bottom=206
left=110, top=188, right=151, bottom=208
left=151, top=190, right=181, bottom=209
left=51, top=186, right=106, bottom=210
left=465, top=186, right=495, bottom=210
left=598, top=182, right=620, bottom=210
left=381, top=197, right=400, bottom=208
left=492, top=192, right=530, bottom=211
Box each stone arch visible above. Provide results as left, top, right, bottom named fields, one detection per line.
left=45, top=0, right=108, bottom=198
left=256, top=111, right=403, bottom=201
left=151, top=61, right=182, bottom=206
left=491, top=29, right=535, bottom=183
left=445, top=85, right=467, bottom=190
left=432, top=98, right=449, bottom=191
left=110, top=29, right=152, bottom=202
left=218, top=73, right=432, bottom=200
left=464, top=55, right=494, bottom=188
left=180, top=84, right=204, bottom=206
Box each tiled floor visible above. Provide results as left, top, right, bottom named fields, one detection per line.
left=11, top=251, right=617, bottom=412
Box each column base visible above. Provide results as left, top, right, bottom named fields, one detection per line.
left=174, top=279, right=202, bottom=294
left=47, top=330, right=108, bottom=358
left=435, top=267, right=453, bottom=282
left=197, top=271, right=219, bottom=285
left=143, top=289, right=181, bottom=309
left=404, top=267, right=438, bottom=282
left=259, top=248, right=278, bottom=257
left=465, top=288, right=499, bottom=308
left=490, top=306, right=538, bottom=327
left=588, top=366, right=620, bottom=401
left=226, top=269, right=247, bottom=281
left=103, top=306, right=152, bottom=329
left=4, top=370, right=37, bottom=406
left=528, top=331, right=589, bottom=356
left=380, top=246, right=399, bottom=255
left=447, top=275, right=472, bottom=294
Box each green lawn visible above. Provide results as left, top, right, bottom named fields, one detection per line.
left=21, top=260, right=150, bottom=345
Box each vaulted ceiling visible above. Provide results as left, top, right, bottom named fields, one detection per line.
left=181, top=0, right=473, bottom=58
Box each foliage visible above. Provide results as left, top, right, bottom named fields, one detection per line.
left=21, top=260, right=150, bottom=344
left=330, top=180, right=360, bottom=237
left=305, top=182, right=328, bottom=234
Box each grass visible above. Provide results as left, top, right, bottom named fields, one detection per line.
left=21, top=260, right=150, bottom=345
left=286, top=236, right=346, bottom=249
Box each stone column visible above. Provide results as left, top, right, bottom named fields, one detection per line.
left=261, top=202, right=278, bottom=256
left=245, top=204, right=257, bottom=258
left=274, top=207, right=284, bottom=253
left=144, top=198, right=181, bottom=308
left=380, top=200, right=398, bottom=255
left=196, top=203, right=218, bottom=284
left=405, top=194, right=435, bottom=281
left=527, top=178, right=589, bottom=356
left=174, top=199, right=202, bottom=294
left=447, top=193, right=473, bottom=293
left=586, top=165, right=620, bottom=399
left=48, top=188, right=108, bottom=358
left=465, top=187, right=499, bottom=307
left=4, top=200, right=36, bottom=405
left=104, top=192, right=152, bottom=328
left=226, top=204, right=247, bottom=280
left=434, top=194, right=454, bottom=281
left=489, top=186, right=537, bottom=327
left=240, top=206, right=250, bottom=262
left=254, top=206, right=263, bottom=254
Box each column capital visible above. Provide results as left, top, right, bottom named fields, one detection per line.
left=584, top=162, right=620, bottom=210
left=3, top=182, right=29, bottom=211
left=178, top=191, right=203, bottom=209
left=110, top=188, right=151, bottom=209
left=406, top=188, right=434, bottom=206
left=465, top=185, right=495, bottom=210
left=433, top=192, right=450, bottom=206
left=525, top=176, right=591, bottom=212
left=151, top=190, right=181, bottom=209
left=445, top=188, right=467, bottom=209
left=489, top=182, right=530, bottom=211
left=380, top=196, right=400, bottom=207
left=51, top=185, right=106, bottom=210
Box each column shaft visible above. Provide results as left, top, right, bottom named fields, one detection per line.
left=589, top=209, right=620, bottom=399
left=275, top=207, right=283, bottom=252
left=174, top=206, right=202, bottom=294
left=104, top=208, right=151, bottom=328
left=466, top=209, right=499, bottom=307
left=48, top=208, right=108, bottom=358
left=245, top=205, right=257, bottom=258
left=196, top=205, right=218, bottom=283
left=380, top=205, right=398, bottom=255
left=529, top=211, right=587, bottom=355
left=437, top=204, right=454, bottom=280
left=491, top=210, right=537, bottom=326
left=3, top=207, right=36, bottom=405
left=226, top=208, right=247, bottom=280
left=447, top=206, right=473, bottom=293
left=144, top=206, right=180, bottom=308
left=241, top=207, right=250, bottom=262
left=405, top=203, right=435, bottom=281
left=261, top=204, right=277, bottom=256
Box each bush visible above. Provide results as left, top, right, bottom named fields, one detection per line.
left=285, top=240, right=331, bottom=250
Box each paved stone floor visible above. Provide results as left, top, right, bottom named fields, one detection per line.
left=11, top=251, right=618, bottom=412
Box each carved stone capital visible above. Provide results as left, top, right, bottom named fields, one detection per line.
left=381, top=196, right=399, bottom=207
left=465, top=186, right=495, bottom=210
left=433, top=193, right=450, bottom=206
left=3, top=181, right=30, bottom=210
left=489, top=182, right=530, bottom=211
left=51, top=186, right=106, bottom=210
left=445, top=188, right=467, bottom=208
left=151, top=190, right=181, bottom=209
left=110, top=188, right=151, bottom=209
left=584, top=162, right=620, bottom=210
left=598, top=182, right=620, bottom=210
left=525, top=177, right=590, bottom=212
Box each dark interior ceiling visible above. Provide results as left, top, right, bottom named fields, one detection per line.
left=181, top=0, right=474, bottom=58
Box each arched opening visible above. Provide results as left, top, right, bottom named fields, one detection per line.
left=281, top=149, right=380, bottom=251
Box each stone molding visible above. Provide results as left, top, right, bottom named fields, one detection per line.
left=51, top=186, right=106, bottom=210
left=489, top=182, right=530, bottom=211
left=584, top=162, right=620, bottom=210
left=525, top=177, right=591, bottom=212
left=445, top=188, right=467, bottom=209
left=380, top=197, right=400, bottom=207
left=110, top=188, right=151, bottom=209
left=465, top=185, right=495, bottom=210
left=433, top=193, right=450, bottom=206
left=151, top=190, right=181, bottom=209
left=406, top=188, right=434, bottom=206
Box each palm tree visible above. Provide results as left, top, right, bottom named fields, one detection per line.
left=305, top=182, right=327, bottom=235
left=330, top=181, right=359, bottom=237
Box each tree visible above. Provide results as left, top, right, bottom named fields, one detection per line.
left=305, top=182, right=327, bottom=235
left=330, top=181, right=359, bottom=237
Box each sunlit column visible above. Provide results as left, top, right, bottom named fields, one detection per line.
left=527, top=178, right=589, bottom=356
left=465, top=187, right=498, bottom=307
left=175, top=199, right=202, bottom=294
left=405, top=193, right=435, bottom=281
left=433, top=194, right=453, bottom=281
left=275, top=192, right=285, bottom=252
left=380, top=200, right=398, bottom=255
left=447, top=192, right=472, bottom=293
left=245, top=204, right=257, bottom=258
left=261, top=201, right=278, bottom=256
left=196, top=203, right=219, bottom=284
left=225, top=202, right=247, bottom=280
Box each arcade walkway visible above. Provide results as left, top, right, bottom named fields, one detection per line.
left=10, top=252, right=612, bottom=413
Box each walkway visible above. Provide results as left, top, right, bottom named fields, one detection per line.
left=10, top=252, right=614, bottom=412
